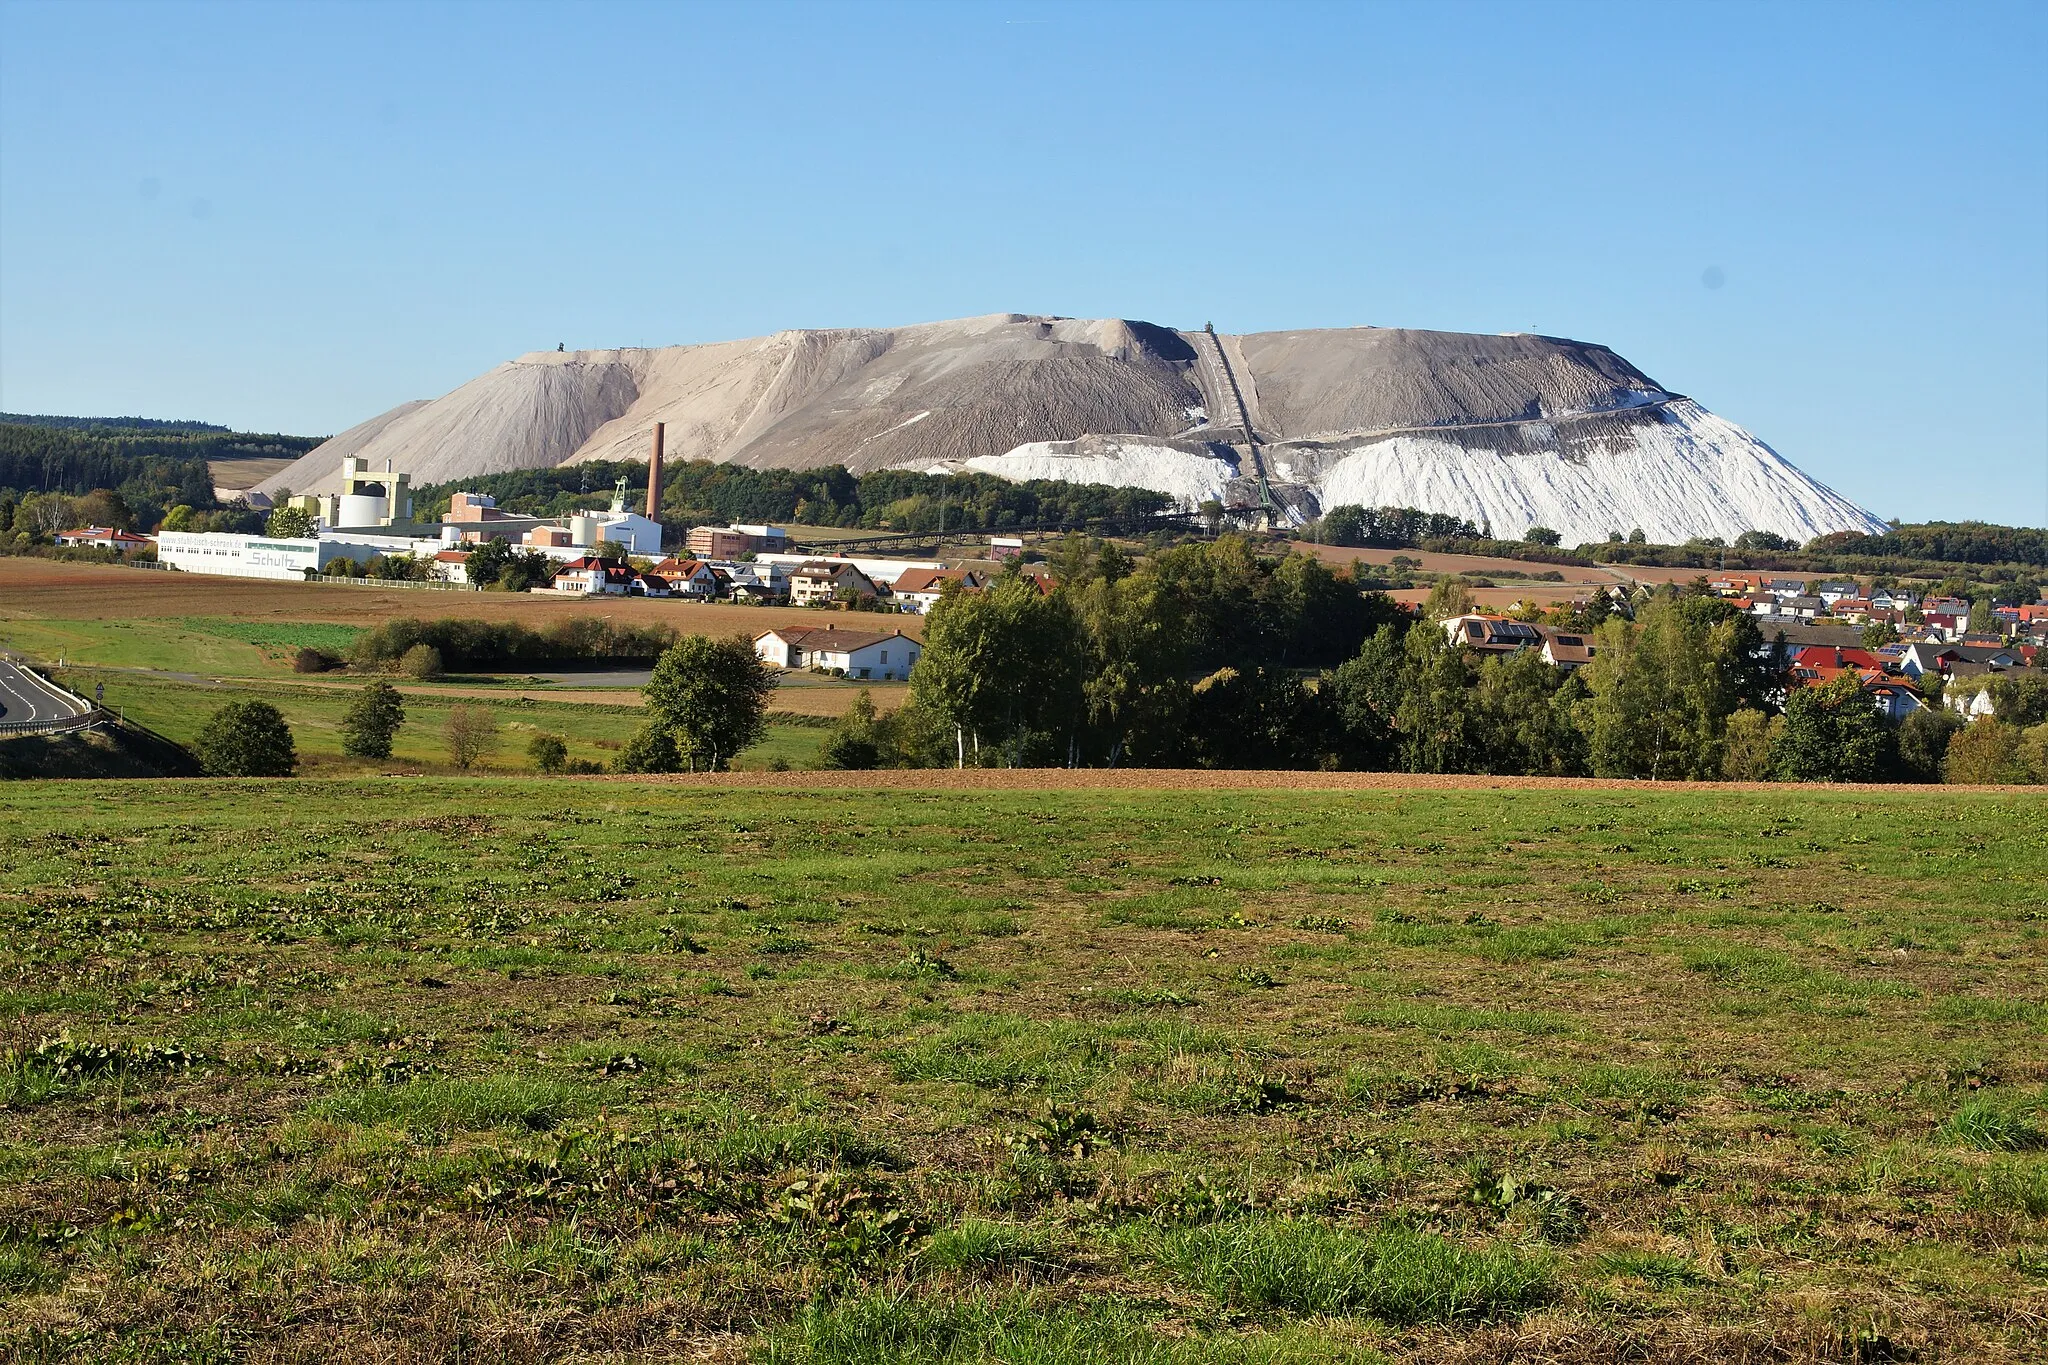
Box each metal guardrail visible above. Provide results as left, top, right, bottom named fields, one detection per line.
left=0, top=709, right=105, bottom=738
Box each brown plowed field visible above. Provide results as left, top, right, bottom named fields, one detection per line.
left=0, top=558, right=923, bottom=640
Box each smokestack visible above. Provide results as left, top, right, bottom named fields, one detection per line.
left=645, top=423, right=665, bottom=519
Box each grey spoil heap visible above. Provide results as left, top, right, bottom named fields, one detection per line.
left=255, top=314, right=1887, bottom=546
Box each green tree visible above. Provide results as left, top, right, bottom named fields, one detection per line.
left=820, top=690, right=882, bottom=770
left=1580, top=595, right=1763, bottom=779
left=1394, top=624, right=1478, bottom=773
left=911, top=574, right=1086, bottom=766
left=1326, top=623, right=1410, bottom=770
left=265, top=506, right=313, bottom=538
left=1071, top=569, right=1192, bottom=767
left=1987, top=673, right=2048, bottom=728
left=1895, top=706, right=1962, bottom=783
left=1860, top=621, right=1901, bottom=649
left=1423, top=578, right=1476, bottom=621
left=444, top=703, right=499, bottom=770
left=466, top=537, right=513, bottom=586
left=194, top=699, right=297, bottom=777
left=1471, top=647, right=1583, bottom=775
left=527, top=732, right=568, bottom=773
left=643, top=633, right=776, bottom=771
left=1942, top=719, right=2031, bottom=784
left=1720, top=708, right=1779, bottom=781
left=339, top=681, right=405, bottom=759
left=1771, top=675, right=1894, bottom=782
left=1523, top=525, right=1562, bottom=547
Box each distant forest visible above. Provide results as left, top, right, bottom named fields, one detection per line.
left=413, top=459, right=1176, bottom=534
left=0, top=417, right=324, bottom=529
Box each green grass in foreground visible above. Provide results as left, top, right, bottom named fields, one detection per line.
left=49, top=668, right=826, bottom=773
left=0, top=782, right=2042, bottom=1361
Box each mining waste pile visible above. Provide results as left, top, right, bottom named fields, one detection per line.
left=256, top=314, right=1887, bottom=544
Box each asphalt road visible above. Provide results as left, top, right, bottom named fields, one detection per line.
left=0, top=659, right=91, bottom=725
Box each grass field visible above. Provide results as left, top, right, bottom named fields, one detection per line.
left=0, top=778, right=2040, bottom=1361
left=44, top=668, right=833, bottom=774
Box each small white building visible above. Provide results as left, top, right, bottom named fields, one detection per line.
left=546, top=556, right=636, bottom=596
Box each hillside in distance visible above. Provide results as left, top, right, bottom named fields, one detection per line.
left=253, top=314, right=1888, bottom=544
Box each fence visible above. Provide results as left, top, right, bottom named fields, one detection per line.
left=0, top=655, right=106, bottom=737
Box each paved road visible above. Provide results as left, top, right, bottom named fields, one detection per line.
left=0, top=659, right=91, bottom=725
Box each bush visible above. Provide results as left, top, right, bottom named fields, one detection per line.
left=614, top=723, right=682, bottom=774
left=293, top=646, right=341, bottom=674
left=1939, top=1093, right=2046, bottom=1151
left=528, top=732, right=568, bottom=773
left=194, top=699, right=297, bottom=777
left=399, top=644, right=445, bottom=681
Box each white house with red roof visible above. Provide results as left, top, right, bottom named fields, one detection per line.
left=546, top=555, right=636, bottom=596
left=891, top=567, right=986, bottom=614
left=54, top=526, right=152, bottom=552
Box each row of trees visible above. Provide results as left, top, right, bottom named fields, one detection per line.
left=413, top=460, right=1174, bottom=538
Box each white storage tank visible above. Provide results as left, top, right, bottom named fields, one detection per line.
left=338, top=493, right=386, bottom=526
left=569, top=513, right=604, bottom=547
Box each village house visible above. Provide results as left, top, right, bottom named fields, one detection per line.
left=752, top=625, right=923, bottom=681
left=431, top=548, right=472, bottom=584
left=1863, top=679, right=1925, bottom=722
left=649, top=557, right=721, bottom=599
left=546, top=555, right=636, bottom=596
left=1763, top=577, right=1810, bottom=600
left=1538, top=629, right=1596, bottom=670
left=892, top=567, right=986, bottom=615
left=791, top=560, right=879, bottom=607
left=1921, top=598, right=1972, bottom=637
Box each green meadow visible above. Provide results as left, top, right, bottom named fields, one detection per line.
left=42, top=667, right=828, bottom=775
left=0, top=781, right=2042, bottom=1361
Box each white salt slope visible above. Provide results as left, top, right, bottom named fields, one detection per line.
left=1312, top=401, right=1886, bottom=544
left=962, top=439, right=1241, bottom=508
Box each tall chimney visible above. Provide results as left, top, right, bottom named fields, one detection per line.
left=645, top=423, right=665, bottom=518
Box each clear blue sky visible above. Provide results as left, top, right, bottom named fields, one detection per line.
left=2, top=0, right=2043, bottom=525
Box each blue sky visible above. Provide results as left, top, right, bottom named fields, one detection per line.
left=2, top=0, right=2043, bottom=525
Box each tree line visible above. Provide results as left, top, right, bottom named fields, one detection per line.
left=413, top=459, right=1174, bottom=536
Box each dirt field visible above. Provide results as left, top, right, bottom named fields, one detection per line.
left=1292, top=541, right=1617, bottom=583
left=0, top=558, right=925, bottom=640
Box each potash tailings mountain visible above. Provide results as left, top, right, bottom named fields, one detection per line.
left=254, top=314, right=1887, bottom=545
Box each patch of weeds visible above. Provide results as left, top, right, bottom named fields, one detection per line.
left=768, top=1170, right=917, bottom=1262
left=1596, top=1250, right=1701, bottom=1288
left=1006, top=1103, right=1104, bottom=1159
left=1232, top=966, right=1278, bottom=989
left=1153, top=1216, right=1551, bottom=1324
left=922, top=1219, right=1059, bottom=1274
left=1938, top=1092, right=2046, bottom=1152
left=1464, top=1166, right=1589, bottom=1243
left=6, top=1035, right=204, bottom=1105
left=1224, top=1075, right=1306, bottom=1115
left=899, top=949, right=956, bottom=980
left=1109, top=987, right=1197, bottom=1009
left=1961, top=1156, right=2048, bottom=1218
left=1295, top=915, right=1350, bottom=933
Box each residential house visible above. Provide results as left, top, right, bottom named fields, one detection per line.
left=632, top=574, right=671, bottom=598
left=1763, top=577, right=1810, bottom=599
left=791, top=560, right=878, bottom=607
left=892, top=567, right=985, bottom=615
left=1921, top=598, right=1972, bottom=637
left=649, top=557, right=721, bottom=599
left=1863, top=679, right=1924, bottom=722
left=1781, top=595, right=1825, bottom=620
left=1441, top=614, right=1546, bottom=655
left=1538, top=628, right=1596, bottom=670
left=546, top=555, right=635, bottom=596
left=752, top=626, right=923, bottom=681
left=1708, top=573, right=1759, bottom=597
left=431, top=549, right=472, bottom=584
left=54, top=526, right=152, bottom=552
left=715, top=561, right=788, bottom=602
left=1815, top=581, right=1858, bottom=605
left=1869, top=588, right=1918, bottom=613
